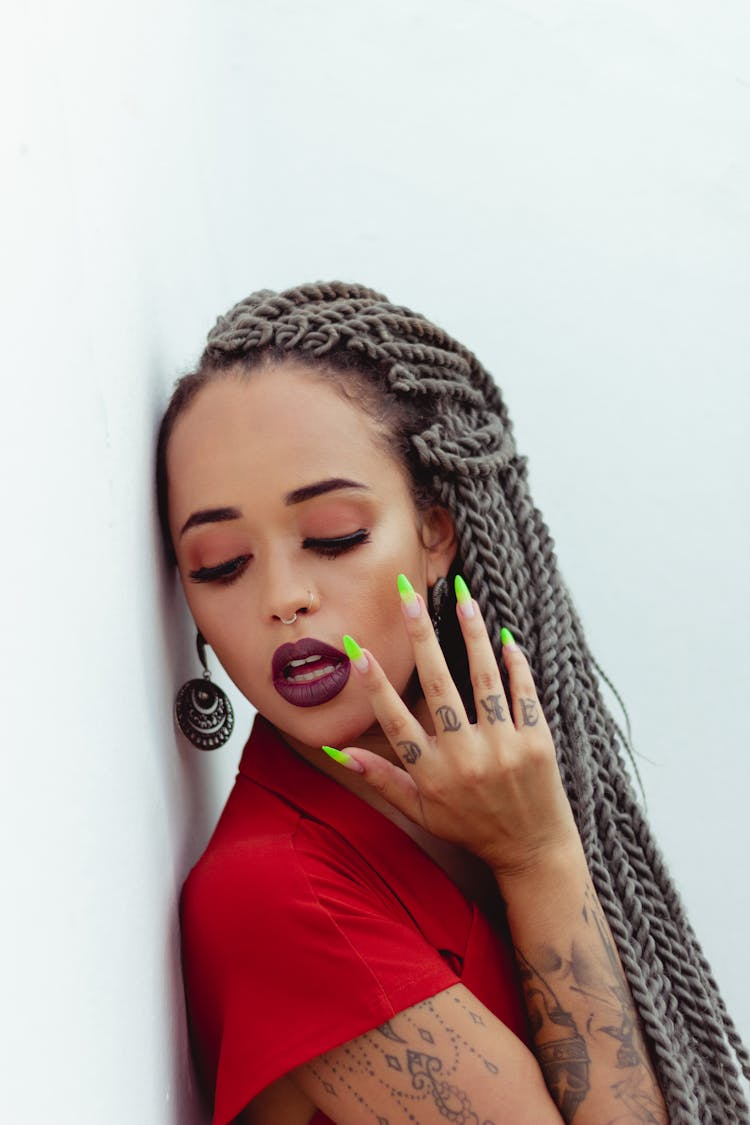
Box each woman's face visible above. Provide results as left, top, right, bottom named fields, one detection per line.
left=166, top=363, right=456, bottom=752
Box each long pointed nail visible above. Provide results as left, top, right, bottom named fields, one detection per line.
left=342, top=634, right=369, bottom=673
left=454, top=574, right=476, bottom=619
left=500, top=627, right=518, bottom=649
left=322, top=745, right=364, bottom=773
left=397, top=573, right=421, bottom=618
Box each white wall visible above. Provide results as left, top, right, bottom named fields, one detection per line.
left=1, top=1, right=747, bottom=1121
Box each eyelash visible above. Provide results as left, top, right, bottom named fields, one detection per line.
left=188, top=529, right=371, bottom=585
left=308, top=529, right=371, bottom=559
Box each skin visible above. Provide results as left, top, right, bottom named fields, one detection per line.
left=166, top=362, right=457, bottom=770
left=167, top=361, right=669, bottom=1125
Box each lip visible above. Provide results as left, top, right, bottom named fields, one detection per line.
left=271, top=637, right=351, bottom=708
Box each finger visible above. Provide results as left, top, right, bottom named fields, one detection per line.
left=397, top=574, right=468, bottom=739
left=342, top=634, right=432, bottom=769
left=453, top=575, right=512, bottom=731
left=322, top=743, right=424, bottom=825
left=500, top=628, right=548, bottom=733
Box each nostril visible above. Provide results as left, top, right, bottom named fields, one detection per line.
left=279, top=590, right=315, bottom=620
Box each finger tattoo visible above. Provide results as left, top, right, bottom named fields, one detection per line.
left=435, top=704, right=462, bottom=733
left=519, top=697, right=539, bottom=726
left=397, top=740, right=422, bottom=765
left=480, top=694, right=507, bottom=724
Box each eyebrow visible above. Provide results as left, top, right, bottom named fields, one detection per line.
left=179, top=506, right=242, bottom=537
left=283, top=477, right=369, bottom=506
left=178, top=478, right=369, bottom=538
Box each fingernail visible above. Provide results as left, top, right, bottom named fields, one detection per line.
left=397, top=573, right=421, bottom=618
left=322, top=745, right=364, bottom=773
left=500, top=627, right=518, bottom=649
left=342, top=634, right=369, bottom=673
left=454, top=574, right=476, bottom=619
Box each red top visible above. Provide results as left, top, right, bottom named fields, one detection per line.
left=180, top=715, right=529, bottom=1125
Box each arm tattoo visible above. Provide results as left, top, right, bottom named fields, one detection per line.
left=516, top=887, right=667, bottom=1123
left=449, top=992, right=487, bottom=1029
left=577, top=887, right=666, bottom=1122
left=479, top=695, right=507, bottom=724
left=397, top=740, right=422, bottom=765
left=407, top=1049, right=489, bottom=1122
left=304, top=996, right=499, bottom=1124
left=516, top=950, right=591, bottom=1120
left=376, top=1019, right=407, bottom=1044
left=436, top=705, right=462, bottom=732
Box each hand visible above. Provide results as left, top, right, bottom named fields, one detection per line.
left=327, top=574, right=580, bottom=881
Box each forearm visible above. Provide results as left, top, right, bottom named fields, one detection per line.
left=495, top=842, right=669, bottom=1125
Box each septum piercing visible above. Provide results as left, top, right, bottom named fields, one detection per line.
left=280, top=590, right=314, bottom=625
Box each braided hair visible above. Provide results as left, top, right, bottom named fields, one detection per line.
left=157, top=281, right=750, bottom=1123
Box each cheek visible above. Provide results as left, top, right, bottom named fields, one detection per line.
left=181, top=586, right=260, bottom=671
left=358, top=597, right=416, bottom=692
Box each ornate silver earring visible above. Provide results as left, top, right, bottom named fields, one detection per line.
left=428, top=576, right=450, bottom=640
left=174, top=632, right=235, bottom=750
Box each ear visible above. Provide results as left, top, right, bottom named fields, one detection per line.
left=420, top=506, right=458, bottom=585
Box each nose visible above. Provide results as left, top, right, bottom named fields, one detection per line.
left=259, top=546, right=318, bottom=624
left=273, top=588, right=316, bottom=625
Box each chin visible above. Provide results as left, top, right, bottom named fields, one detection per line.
left=252, top=690, right=372, bottom=750
left=296, top=709, right=376, bottom=751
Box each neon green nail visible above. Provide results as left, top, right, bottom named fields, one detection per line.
left=397, top=573, right=416, bottom=601
left=342, top=634, right=363, bottom=661
left=342, top=634, right=368, bottom=673
left=454, top=574, right=471, bottom=603
left=397, top=573, right=421, bottom=618
left=322, top=745, right=364, bottom=773
left=500, top=627, right=518, bottom=648
left=454, top=574, right=475, bottom=619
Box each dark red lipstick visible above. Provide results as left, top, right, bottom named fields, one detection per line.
left=271, top=637, right=350, bottom=708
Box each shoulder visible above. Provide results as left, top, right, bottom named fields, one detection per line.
left=180, top=789, right=378, bottom=965
left=180, top=800, right=454, bottom=995
left=181, top=787, right=309, bottom=938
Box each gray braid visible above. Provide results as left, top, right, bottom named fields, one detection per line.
left=193, top=280, right=749, bottom=1122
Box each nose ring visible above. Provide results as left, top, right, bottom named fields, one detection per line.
left=280, top=590, right=314, bottom=625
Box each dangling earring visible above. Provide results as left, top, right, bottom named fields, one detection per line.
left=174, top=632, right=235, bottom=750
left=428, top=576, right=450, bottom=641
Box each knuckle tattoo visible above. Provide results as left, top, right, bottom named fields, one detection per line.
left=435, top=704, right=462, bottom=733
left=479, top=694, right=507, bottom=724
left=518, top=696, right=539, bottom=727
left=397, top=740, right=422, bottom=765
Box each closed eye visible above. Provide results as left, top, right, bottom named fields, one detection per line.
left=188, top=556, right=250, bottom=584
left=303, top=529, right=371, bottom=558
left=187, top=530, right=370, bottom=584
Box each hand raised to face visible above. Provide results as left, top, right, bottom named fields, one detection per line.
left=323, top=575, right=580, bottom=881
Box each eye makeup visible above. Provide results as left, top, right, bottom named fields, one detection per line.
left=188, top=528, right=372, bottom=584
left=189, top=555, right=251, bottom=585
left=302, top=529, right=371, bottom=558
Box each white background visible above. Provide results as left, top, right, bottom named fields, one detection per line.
left=1, top=2, right=748, bottom=1121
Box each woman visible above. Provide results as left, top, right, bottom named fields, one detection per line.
left=157, top=282, right=749, bottom=1124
